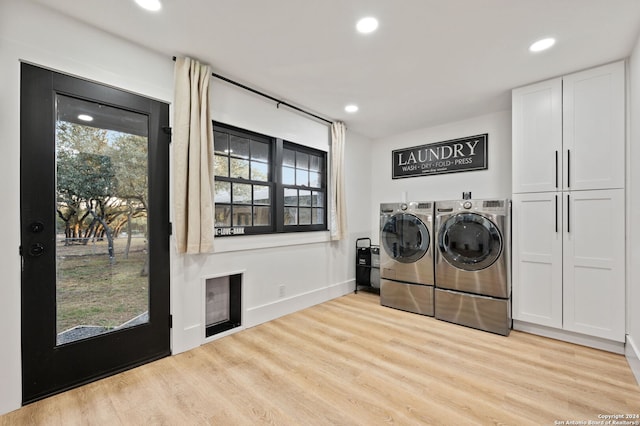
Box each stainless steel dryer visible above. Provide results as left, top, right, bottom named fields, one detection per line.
left=434, top=199, right=511, bottom=335
left=380, top=202, right=435, bottom=316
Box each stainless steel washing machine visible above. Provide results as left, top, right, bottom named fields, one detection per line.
left=380, top=202, right=435, bottom=316
left=434, top=199, right=511, bottom=335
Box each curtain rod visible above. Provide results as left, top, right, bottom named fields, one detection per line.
left=173, top=56, right=333, bottom=125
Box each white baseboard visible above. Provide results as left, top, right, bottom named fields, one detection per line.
left=625, top=335, right=640, bottom=385
left=513, top=320, right=625, bottom=354
left=244, top=279, right=354, bottom=328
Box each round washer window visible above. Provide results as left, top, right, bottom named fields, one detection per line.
left=381, top=213, right=430, bottom=264
left=438, top=213, right=502, bottom=271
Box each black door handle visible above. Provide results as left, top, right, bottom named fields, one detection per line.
left=29, top=222, right=44, bottom=233
left=28, top=243, right=45, bottom=257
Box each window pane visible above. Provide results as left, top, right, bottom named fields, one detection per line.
left=283, top=148, right=296, bottom=167
left=296, top=152, right=309, bottom=169
left=230, top=158, right=250, bottom=179
left=232, top=183, right=252, bottom=204
left=214, top=154, right=229, bottom=177
left=214, top=131, right=228, bottom=154
left=215, top=205, right=231, bottom=227
left=214, top=181, right=231, bottom=203
left=251, top=140, right=269, bottom=162
left=233, top=205, right=252, bottom=226
left=251, top=161, right=269, bottom=182
left=310, top=155, right=322, bottom=171
left=299, top=208, right=312, bottom=225
left=312, top=191, right=325, bottom=208
left=229, top=135, right=250, bottom=159
left=309, top=171, right=320, bottom=188
left=284, top=188, right=298, bottom=206
left=299, top=190, right=311, bottom=207
left=282, top=166, right=295, bottom=185
left=254, top=185, right=270, bottom=205
left=313, top=208, right=324, bottom=224
left=253, top=206, right=271, bottom=226
left=296, top=169, right=309, bottom=186
left=284, top=207, right=298, bottom=225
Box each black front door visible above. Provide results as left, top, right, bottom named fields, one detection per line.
left=20, top=63, right=171, bottom=404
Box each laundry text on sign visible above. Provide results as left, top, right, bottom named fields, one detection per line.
left=392, top=134, right=488, bottom=179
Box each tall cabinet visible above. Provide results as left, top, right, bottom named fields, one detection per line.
left=511, top=61, right=626, bottom=345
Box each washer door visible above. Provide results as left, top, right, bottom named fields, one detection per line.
left=438, top=213, right=502, bottom=271
left=381, top=213, right=430, bottom=263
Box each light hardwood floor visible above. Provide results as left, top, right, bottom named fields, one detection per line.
left=2, top=292, right=639, bottom=425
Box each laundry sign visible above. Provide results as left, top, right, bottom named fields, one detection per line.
left=392, top=133, right=488, bottom=179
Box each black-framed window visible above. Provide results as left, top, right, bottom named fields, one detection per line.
left=213, top=122, right=327, bottom=236
left=282, top=143, right=326, bottom=230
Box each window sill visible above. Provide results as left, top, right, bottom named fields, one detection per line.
left=212, top=231, right=332, bottom=253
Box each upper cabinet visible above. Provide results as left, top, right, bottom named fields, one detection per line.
left=512, top=61, right=625, bottom=194
left=562, top=62, right=625, bottom=191
left=512, top=78, right=562, bottom=194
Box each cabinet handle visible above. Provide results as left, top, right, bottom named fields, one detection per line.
left=555, top=195, right=558, bottom=233
left=567, top=149, right=571, bottom=188
left=555, top=151, right=558, bottom=188
left=566, top=194, right=570, bottom=233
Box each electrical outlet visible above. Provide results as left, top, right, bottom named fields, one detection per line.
left=278, top=285, right=285, bottom=298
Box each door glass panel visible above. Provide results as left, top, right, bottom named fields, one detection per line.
left=381, top=214, right=430, bottom=263
left=438, top=213, right=502, bottom=271
left=55, top=94, right=150, bottom=345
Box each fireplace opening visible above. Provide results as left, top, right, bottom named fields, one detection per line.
left=205, top=274, right=242, bottom=337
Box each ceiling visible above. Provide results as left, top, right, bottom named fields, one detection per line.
left=32, top=0, right=640, bottom=139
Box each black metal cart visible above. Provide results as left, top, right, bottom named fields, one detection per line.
left=355, top=238, right=380, bottom=293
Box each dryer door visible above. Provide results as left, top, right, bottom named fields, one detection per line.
left=381, top=213, right=430, bottom=263
left=438, top=213, right=502, bottom=271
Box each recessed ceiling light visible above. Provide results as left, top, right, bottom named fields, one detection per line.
left=345, top=104, right=359, bottom=113
left=134, top=0, right=162, bottom=12
left=529, top=38, right=556, bottom=52
left=77, top=114, right=94, bottom=122
left=356, top=17, right=378, bottom=34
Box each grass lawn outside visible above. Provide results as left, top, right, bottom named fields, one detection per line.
left=56, top=236, right=149, bottom=335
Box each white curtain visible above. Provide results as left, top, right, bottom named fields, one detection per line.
left=173, top=57, right=215, bottom=254
left=330, top=121, right=347, bottom=240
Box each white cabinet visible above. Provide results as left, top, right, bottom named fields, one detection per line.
left=563, top=189, right=625, bottom=341
left=512, top=78, right=562, bottom=194
left=512, top=193, right=562, bottom=328
left=512, top=190, right=625, bottom=341
left=512, top=61, right=625, bottom=194
left=562, top=62, right=625, bottom=191
left=511, top=61, right=626, bottom=344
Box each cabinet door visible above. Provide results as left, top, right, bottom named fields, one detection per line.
left=562, top=61, right=625, bottom=191
left=512, top=78, right=562, bottom=194
left=512, top=193, right=563, bottom=327
left=563, top=189, right=625, bottom=341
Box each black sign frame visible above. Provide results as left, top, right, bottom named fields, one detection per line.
left=392, top=133, right=488, bottom=179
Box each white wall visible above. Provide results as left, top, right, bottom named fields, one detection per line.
left=0, top=0, right=371, bottom=414
left=171, top=84, right=372, bottom=353
left=626, top=31, right=640, bottom=383
left=369, top=111, right=512, bottom=241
